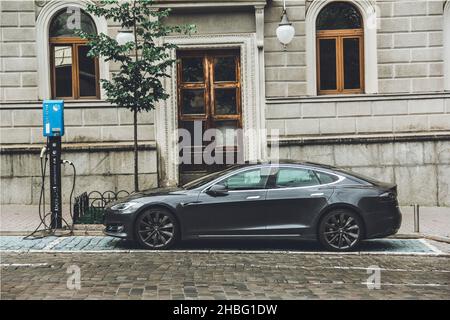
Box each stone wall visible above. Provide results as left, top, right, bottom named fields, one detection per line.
left=0, top=0, right=123, bottom=103
left=264, top=0, right=447, bottom=97
left=0, top=101, right=158, bottom=205
left=1, top=0, right=449, bottom=207
left=264, top=0, right=307, bottom=97
left=0, top=101, right=156, bottom=145
left=266, top=94, right=450, bottom=138
left=269, top=139, right=450, bottom=206
left=1, top=145, right=158, bottom=205
left=164, top=8, right=256, bottom=34
left=377, top=0, right=445, bottom=93
left=0, top=0, right=38, bottom=101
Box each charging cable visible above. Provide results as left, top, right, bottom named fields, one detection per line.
left=24, top=144, right=52, bottom=239
left=62, top=159, right=77, bottom=234
left=24, top=144, right=77, bottom=239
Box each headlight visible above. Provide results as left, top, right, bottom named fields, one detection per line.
left=110, top=202, right=144, bottom=214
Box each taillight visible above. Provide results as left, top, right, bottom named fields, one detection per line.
left=391, top=186, right=398, bottom=196
left=379, top=191, right=396, bottom=200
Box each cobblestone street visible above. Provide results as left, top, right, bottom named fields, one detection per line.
left=1, top=237, right=449, bottom=299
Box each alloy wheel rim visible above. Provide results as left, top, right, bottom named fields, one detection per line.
left=138, top=211, right=175, bottom=248
left=324, top=213, right=360, bottom=249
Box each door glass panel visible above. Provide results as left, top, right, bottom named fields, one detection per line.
left=275, top=168, right=320, bottom=188
left=214, top=121, right=238, bottom=146
left=215, top=88, right=237, bottom=115
left=319, top=39, right=337, bottom=91
left=218, top=168, right=271, bottom=190
left=214, top=56, right=236, bottom=82
left=343, top=38, right=361, bottom=90
left=53, top=46, right=73, bottom=97
left=181, top=89, right=205, bottom=115
left=78, top=46, right=97, bottom=97
left=182, top=57, right=204, bottom=82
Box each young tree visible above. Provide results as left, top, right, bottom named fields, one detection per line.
left=79, top=0, right=195, bottom=192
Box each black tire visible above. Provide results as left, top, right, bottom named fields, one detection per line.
left=134, top=207, right=179, bottom=250
left=318, top=209, right=363, bottom=251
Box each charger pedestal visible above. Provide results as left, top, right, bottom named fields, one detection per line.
left=43, top=100, right=64, bottom=230
left=48, top=136, right=62, bottom=229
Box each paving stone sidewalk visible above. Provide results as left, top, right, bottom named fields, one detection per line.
left=0, top=205, right=72, bottom=233
left=0, top=236, right=446, bottom=254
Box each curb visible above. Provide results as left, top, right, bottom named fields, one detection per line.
left=2, top=230, right=449, bottom=244
left=422, top=234, right=450, bottom=244
left=2, top=248, right=450, bottom=257
left=393, top=233, right=450, bottom=244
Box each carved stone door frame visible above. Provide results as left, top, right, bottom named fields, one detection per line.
left=156, top=34, right=265, bottom=186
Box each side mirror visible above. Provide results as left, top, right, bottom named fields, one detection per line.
left=206, top=184, right=228, bottom=196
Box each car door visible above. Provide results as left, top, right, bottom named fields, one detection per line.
left=264, top=166, right=336, bottom=236
left=181, top=167, right=271, bottom=238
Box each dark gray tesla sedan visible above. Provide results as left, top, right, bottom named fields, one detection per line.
left=103, top=161, right=402, bottom=251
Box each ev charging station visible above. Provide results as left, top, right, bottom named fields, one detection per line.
left=42, top=100, right=64, bottom=229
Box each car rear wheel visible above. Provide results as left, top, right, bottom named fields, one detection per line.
left=135, top=208, right=178, bottom=250
left=318, top=209, right=363, bottom=251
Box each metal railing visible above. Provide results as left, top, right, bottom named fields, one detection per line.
left=73, top=190, right=130, bottom=224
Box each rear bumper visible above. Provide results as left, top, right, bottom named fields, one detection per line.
left=365, top=205, right=402, bottom=239
left=103, top=209, right=135, bottom=240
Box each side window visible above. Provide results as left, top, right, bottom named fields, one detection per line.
left=275, top=168, right=320, bottom=188
left=315, top=171, right=339, bottom=184
left=218, top=168, right=270, bottom=190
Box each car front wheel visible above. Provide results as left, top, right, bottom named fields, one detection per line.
left=318, top=209, right=363, bottom=251
left=135, top=208, right=178, bottom=250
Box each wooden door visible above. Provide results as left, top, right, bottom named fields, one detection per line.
left=177, top=49, right=242, bottom=176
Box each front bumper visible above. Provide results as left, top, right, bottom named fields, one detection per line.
left=103, top=209, right=135, bottom=240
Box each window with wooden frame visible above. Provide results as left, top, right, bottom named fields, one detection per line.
left=177, top=49, right=242, bottom=172
left=316, top=2, right=364, bottom=95
left=49, top=9, right=100, bottom=100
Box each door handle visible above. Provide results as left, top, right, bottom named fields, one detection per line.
left=246, top=195, right=261, bottom=200
left=180, top=201, right=202, bottom=207
left=310, top=193, right=324, bottom=197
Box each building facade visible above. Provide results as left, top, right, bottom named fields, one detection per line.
left=1, top=0, right=449, bottom=206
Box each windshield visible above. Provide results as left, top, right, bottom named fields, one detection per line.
left=182, top=165, right=243, bottom=190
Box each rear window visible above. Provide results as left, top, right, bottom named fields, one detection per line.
left=315, top=171, right=339, bottom=184
left=334, top=168, right=384, bottom=185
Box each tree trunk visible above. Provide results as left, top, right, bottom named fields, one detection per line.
left=133, top=0, right=139, bottom=192
left=134, top=108, right=139, bottom=192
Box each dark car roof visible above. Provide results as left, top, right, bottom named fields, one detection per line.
left=241, top=160, right=388, bottom=186
left=184, top=160, right=392, bottom=190
left=241, top=159, right=335, bottom=169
